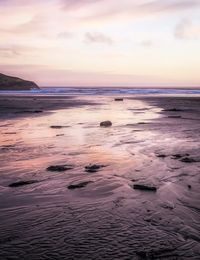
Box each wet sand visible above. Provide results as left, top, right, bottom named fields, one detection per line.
left=0, top=95, right=200, bottom=259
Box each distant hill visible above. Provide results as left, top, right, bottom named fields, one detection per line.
left=0, top=73, right=40, bottom=90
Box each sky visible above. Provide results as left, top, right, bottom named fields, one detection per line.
left=0, top=0, right=200, bottom=87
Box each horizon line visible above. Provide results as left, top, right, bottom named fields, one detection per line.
left=40, top=86, right=200, bottom=90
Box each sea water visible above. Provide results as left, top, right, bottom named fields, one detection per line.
left=0, top=87, right=200, bottom=96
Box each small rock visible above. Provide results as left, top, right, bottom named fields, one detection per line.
left=68, top=181, right=93, bottom=190
left=171, top=154, right=183, bottom=159
left=100, top=121, right=112, bottom=127
left=156, top=154, right=167, bottom=158
left=133, top=184, right=157, bottom=192
left=50, top=126, right=63, bottom=129
left=33, top=110, right=43, bottom=113
left=15, top=110, right=43, bottom=114
left=180, top=157, right=197, bottom=163
left=131, top=179, right=137, bottom=182
left=188, top=184, right=192, bottom=189
left=9, top=180, right=38, bottom=187
left=163, top=108, right=183, bottom=112
left=114, top=98, right=123, bottom=101
left=47, top=165, right=73, bottom=172
left=144, top=217, right=151, bottom=222
left=85, top=164, right=106, bottom=173
left=171, top=153, right=189, bottom=159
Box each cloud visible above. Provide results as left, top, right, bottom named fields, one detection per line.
left=61, top=0, right=200, bottom=20
left=57, top=31, right=73, bottom=39
left=0, top=0, right=50, bottom=7
left=3, top=0, right=199, bottom=13
left=175, top=19, right=200, bottom=39
left=0, top=44, right=41, bottom=59
left=9, top=13, right=67, bottom=39
left=84, top=32, right=113, bottom=45
left=0, top=47, right=20, bottom=57
left=13, top=14, right=57, bottom=37
left=62, top=0, right=103, bottom=9
left=145, top=0, right=200, bottom=12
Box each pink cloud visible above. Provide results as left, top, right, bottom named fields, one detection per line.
left=175, top=19, right=200, bottom=39
left=61, top=0, right=200, bottom=19
left=62, top=0, right=103, bottom=9
left=84, top=32, right=113, bottom=45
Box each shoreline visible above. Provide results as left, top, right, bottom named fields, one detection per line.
left=0, top=95, right=101, bottom=120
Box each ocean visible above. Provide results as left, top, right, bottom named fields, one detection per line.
left=0, top=87, right=200, bottom=96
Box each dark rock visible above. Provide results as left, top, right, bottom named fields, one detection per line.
left=15, top=110, right=42, bottom=114
left=188, top=184, right=192, bottom=189
left=68, top=181, right=93, bottom=190
left=0, top=73, right=39, bottom=90
left=172, top=154, right=182, bottom=159
left=114, top=98, right=123, bottom=101
left=163, top=108, right=183, bottom=112
left=156, top=154, right=167, bottom=158
left=85, top=164, right=106, bottom=173
left=33, top=110, right=43, bottom=113
left=171, top=153, right=189, bottom=159
left=47, top=165, right=73, bottom=172
left=132, top=129, right=143, bottom=132
left=133, top=184, right=157, bottom=192
left=9, top=180, right=39, bottom=187
left=138, top=122, right=147, bottom=124
left=50, top=125, right=69, bottom=129
left=50, top=126, right=63, bottom=129
left=180, top=157, right=197, bottom=163
left=131, top=179, right=137, bottom=182
left=100, top=121, right=112, bottom=127
left=144, top=218, right=151, bottom=223
left=56, top=134, right=64, bottom=136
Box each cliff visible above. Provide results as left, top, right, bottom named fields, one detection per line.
left=0, top=73, right=39, bottom=90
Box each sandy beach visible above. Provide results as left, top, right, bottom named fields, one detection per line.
left=0, top=94, right=199, bottom=259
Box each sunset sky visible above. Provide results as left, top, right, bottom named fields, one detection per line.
left=0, top=0, right=200, bottom=87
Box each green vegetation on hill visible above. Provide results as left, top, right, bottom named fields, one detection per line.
left=0, top=73, right=39, bottom=90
